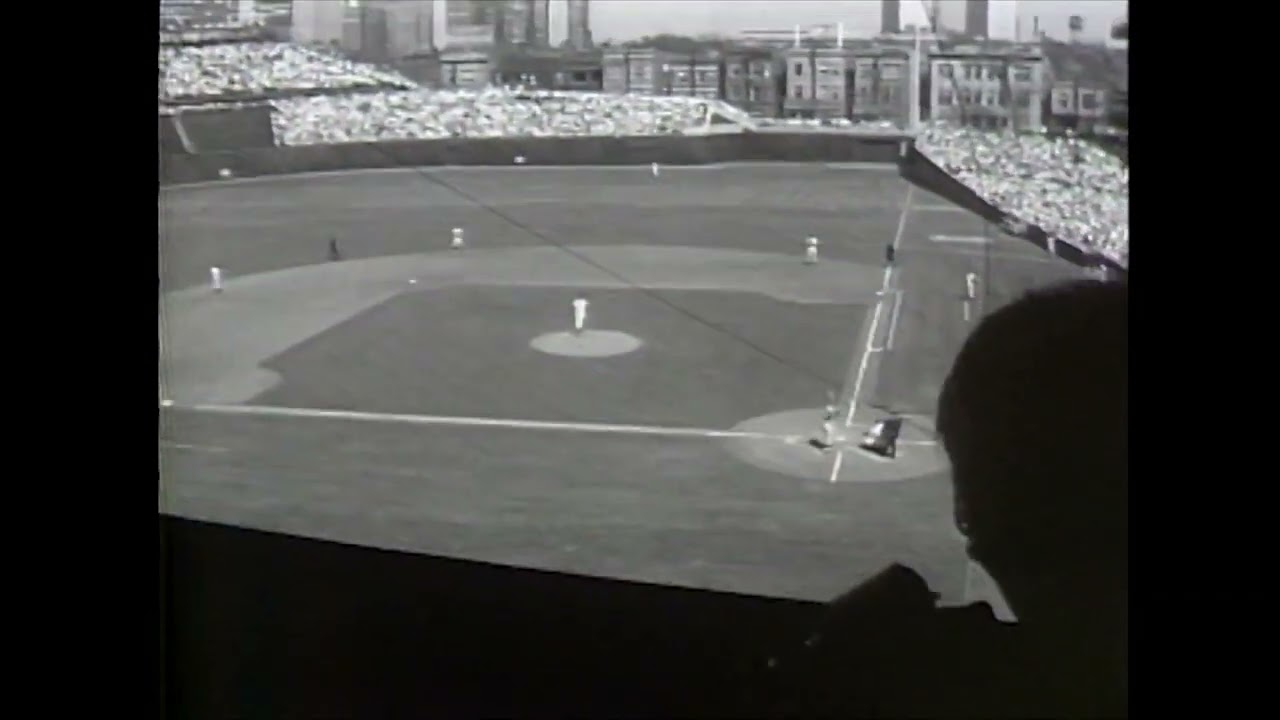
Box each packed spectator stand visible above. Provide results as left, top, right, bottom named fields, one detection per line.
left=160, top=42, right=417, bottom=104
left=917, top=123, right=1129, bottom=268
left=270, top=89, right=734, bottom=145
left=159, top=37, right=1128, bottom=270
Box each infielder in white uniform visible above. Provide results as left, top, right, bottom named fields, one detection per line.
left=210, top=266, right=223, bottom=293
left=805, top=237, right=820, bottom=265
left=451, top=227, right=465, bottom=249
left=651, top=162, right=660, bottom=178
left=572, top=297, right=589, bottom=334
left=965, top=272, right=978, bottom=301
left=822, top=400, right=840, bottom=446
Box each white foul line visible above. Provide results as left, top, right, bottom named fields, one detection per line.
left=165, top=403, right=938, bottom=448
left=885, top=289, right=904, bottom=352
left=162, top=162, right=898, bottom=191
left=160, top=441, right=230, bottom=454
left=831, top=184, right=914, bottom=483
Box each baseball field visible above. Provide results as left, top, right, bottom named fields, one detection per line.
left=158, top=163, right=1079, bottom=607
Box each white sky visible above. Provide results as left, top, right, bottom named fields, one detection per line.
left=430, top=1, right=1126, bottom=47
left=547, top=0, right=1126, bottom=44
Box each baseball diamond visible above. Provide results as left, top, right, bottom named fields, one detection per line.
left=159, top=164, right=1081, bottom=606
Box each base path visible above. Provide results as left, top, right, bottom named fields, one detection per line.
left=159, top=245, right=884, bottom=406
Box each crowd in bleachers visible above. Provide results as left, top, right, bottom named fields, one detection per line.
left=917, top=123, right=1129, bottom=266
left=270, top=89, right=725, bottom=145
left=160, top=42, right=417, bottom=102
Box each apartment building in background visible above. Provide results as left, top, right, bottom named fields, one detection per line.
left=443, top=0, right=550, bottom=49
left=850, top=47, right=911, bottom=124
left=723, top=47, right=785, bottom=117
left=603, top=47, right=722, bottom=98
left=783, top=45, right=857, bottom=120
left=929, top=41, right=1043, bottom=129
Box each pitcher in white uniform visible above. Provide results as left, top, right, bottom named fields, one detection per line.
left=210, top=266, right=223, bottom=293
left=804, top=237, right=820, bottom=265
left=572, top=297, right=589, bottom=335
left=451, top=227, right=465, bottom=249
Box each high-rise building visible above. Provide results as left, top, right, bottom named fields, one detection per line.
left=444, top=0, right=549, bottom=48
left=444, top=0, right=498, bottom=47
left=931, top=1, right=1011, bottom=40
left=567, top=0, right=592, bottom=49
left=531, top=0, right=550, bottom=46
left=965, top=0, right=989, bottom=38
left=881, top=0, right=901, bottom=35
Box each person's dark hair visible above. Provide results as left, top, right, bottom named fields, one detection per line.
left=937, top=279, right=1127, bottom=581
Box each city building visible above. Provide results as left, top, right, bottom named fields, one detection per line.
left=965, top=0, right=989, bottom=38
left=494, top=0, right=548, bottom=45
left=442, top=0, right=549, bottom=49
left=930, top=0, right=1018, bottom=40
left=928, top=41, right=1044, bottom=129
left=850, top=47, right=911, bottom=125
left=783, top=45, right=857, bottom=120
left=487, top=46, right=601, bottom=90
left=567, top=0, right=593, bottom=50
left=531, top=0, right=551, bottom=46
left=881, top=0, right=902, bottom=35
left=723, top=47, right=784, bottom=117
left=439, top=49, right=492, bottom=89
left=444, top=0, right=498, bottom=48
left=552, top=50, right=604, bottom=91
left=675, top=50, right=724, bottom=100
left=602, top=47, right=722, bottom=98
left=1041, top=39, right=1125, bottom=133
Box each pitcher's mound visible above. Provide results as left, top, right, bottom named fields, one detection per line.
left=530, top=330, right=644, bottom=358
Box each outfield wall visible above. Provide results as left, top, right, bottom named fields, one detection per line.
left=158, top=132, right=906, bottom=185
left=158, top=128, right=1124, bottom=276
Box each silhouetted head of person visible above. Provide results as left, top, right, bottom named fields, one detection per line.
left=937, top=279, right=1126, bottom=639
